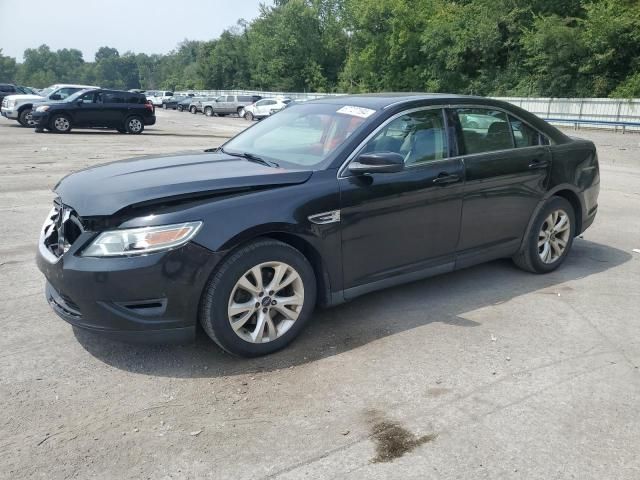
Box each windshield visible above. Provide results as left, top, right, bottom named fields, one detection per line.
left=39, top=87, right=55, bottom=97
left=222, top=103, right=374, bottom=169
left=64, top=90, right=91, bottom=102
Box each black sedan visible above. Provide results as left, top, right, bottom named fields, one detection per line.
left=162, top=95, right=191, bottom=110
left=37, top=94, right=599, bottom=357
left=31, top=89, right=156, bottom=134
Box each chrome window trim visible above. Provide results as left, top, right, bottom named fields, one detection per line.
left=338, top=105, right=448, bottom=178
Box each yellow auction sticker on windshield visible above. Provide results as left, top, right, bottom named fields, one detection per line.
left=336, top=106, right=376, bottom=118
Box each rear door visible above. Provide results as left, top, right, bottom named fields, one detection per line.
left=101, top=91, right=128, bottom=126
left=451, top=106, right=552, bottom=267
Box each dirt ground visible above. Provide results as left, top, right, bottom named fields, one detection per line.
left=1, top=110, right=639, bottom=479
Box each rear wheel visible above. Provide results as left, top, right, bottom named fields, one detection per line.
left=49, top=114, right=72, bottom=133
left=177, top=105, right=183, bottom=112
left=513, top=196, right=575, bottom=273
left=236, top=107, right=244, bottom=117
left=204, top=106, right=213, bottom=117
left=200, top=239, right=316, bottom=357
left=18, top=108, right=35, bottom=127
left=125, top=116, right=144, bottom=134
left=189, top=106, right=197, bottom=114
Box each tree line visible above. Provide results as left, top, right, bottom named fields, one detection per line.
left=1, top=0, right=638, bottom=98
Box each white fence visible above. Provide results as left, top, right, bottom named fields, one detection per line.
left=495, top=97, right=640, bottom=132
left=175, top=90, right=640, bottom=132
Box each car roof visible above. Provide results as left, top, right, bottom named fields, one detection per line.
left=51, top=84, right=99, bottom=89
left=307, top=93, right=496, bottom=109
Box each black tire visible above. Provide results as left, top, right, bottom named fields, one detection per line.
left=125, top=116, right=144, bottom=134
left=117, top=128, right=127, bottom=133
left=200, top=238, right=317, bottom=357
left=177, top=105, right=183, bottom=112
left=204, top=106, right=213, bottom=117
left=190, top=106, right=197, bottom=114
left=49, top=114, right=72, bottom=133
left=513, top=196, right=575, bottom=274
left=244, top=111, right=254, bottom=121
left=18, top=107, right=35, bottom=127
left=34, top=127, right=44, bottom=133
left=162, top=103, right=167, bottom=109
left=236, top=107, right=244, bottom=117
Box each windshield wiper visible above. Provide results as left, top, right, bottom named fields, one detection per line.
left=219, top=147, right=279, bottom=168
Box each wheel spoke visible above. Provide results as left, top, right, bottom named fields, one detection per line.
left=553, top=214, right=569, bottom=233
left=230, top=309, right=255, bottom=332
left=540, top=242, right=551, bottom=263
left=269, top=264, right=287, bottom=292
left=250, top=310, right=268, bottom=342
left=250, top=266, right=264, bottom=291
left=237, top=274, right=260, bottom=295
left=228, top=300, right=255, bottom=317
left=264, top=310, right=278, bottom=341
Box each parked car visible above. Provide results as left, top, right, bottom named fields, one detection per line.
left=0, top=84, right=38, bottom=103
left=177, top=96, right=196, bottom=112
left=201, top=95, right=262, bottom=117
left=162, top=95, right=190, bottom=110
left=31, top=88, right=155, bottom=134
left=241, top=97, right=291, bottom=121
left=190, top=96, right=217, bottom=114
left=36, top=94, right=599, bottom=357
left=146, top=91, right=174, bottom=107
left=1, top=83, right=98, bottom=127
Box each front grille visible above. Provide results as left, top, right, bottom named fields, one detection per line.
left=41, top=200, right=84, bottom=259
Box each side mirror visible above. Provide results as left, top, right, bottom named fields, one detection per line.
left=50, top=94, right=61, bottom=100
left=349, top=152, right=404, bottom=175
left=76, top=99, right=83, bottom=105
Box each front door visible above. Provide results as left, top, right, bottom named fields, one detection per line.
left=452, top=107, right=552, bottom=267
left=339, top=107, right=464, bottom=295
left=72, top=91, right=101, bottom=127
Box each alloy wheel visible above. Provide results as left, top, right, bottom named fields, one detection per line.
left=227, top=261, right=304, bottom=344
left=128, top=118, right=142, bottom=133
left=54, top=116, right=70, bottom=132
left=538, top=209, right=571, bottom=264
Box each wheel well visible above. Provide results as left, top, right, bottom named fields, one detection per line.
left=553, top=189, right=583, bottom=234
left=18, top=104, right=32, bottom=112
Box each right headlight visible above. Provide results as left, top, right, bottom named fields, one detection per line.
left=81, top=221, right=203, bottom=257
left=7, top=99, right=16, bottom=108
left=35, top=105, right=50, bottom=112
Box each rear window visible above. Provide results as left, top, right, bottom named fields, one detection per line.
left=126, top=95, right=144, bottom=104
left=238, top=96, right=254, bottom=102
left=0, top=85, right=16, bottom=93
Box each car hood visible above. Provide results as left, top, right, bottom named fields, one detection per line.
left=4, top=93, right=45, bottom=102
left=54, top=152, right=313, bottom=217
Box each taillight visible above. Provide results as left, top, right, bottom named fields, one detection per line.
left=145, top=100, right=154, bottom=113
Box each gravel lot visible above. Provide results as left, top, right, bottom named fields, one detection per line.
left=1, top=111, right=639, bottom=480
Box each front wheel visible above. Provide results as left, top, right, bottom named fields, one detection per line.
left=513, top=196, right=575, bottom=273
left=125, top=116, right=144, bottom=134
left=49, top=114, right=72, bottom=133
left=204, top=106, right=213, bottom=117
left=200, top=239, right=317, bottom=357
left=244, top=111, right=254, bottom=121
left=189, top=106, right=197, bottom=114
left=177, top=105, right=183, bottom=112
left=18, top=108, right=35, bottom=127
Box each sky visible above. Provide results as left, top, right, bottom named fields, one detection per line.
left=0, top=0, right=268, bottom=62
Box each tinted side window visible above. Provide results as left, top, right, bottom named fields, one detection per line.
left=104, top=92, right=126, bottom=103
left=238, top=96, right=253, bottom=102
left=456, top=108, right=513, bottom=154
left=79, top=92, right=96, bottom=103
left=226, top=96, right=235, bottom=102
left=0, top=85, right=15, bottom=92
left=126, top=95, right=144, bottom=104
left=509, top=116, right=541, bottom=148
left=363, top=109, right=448, bottom=166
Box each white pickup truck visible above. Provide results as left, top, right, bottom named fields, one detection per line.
left=1, top=83, right=98, bottom=127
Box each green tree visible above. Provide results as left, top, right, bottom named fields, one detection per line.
left=0, top=49, right=17, bottom=83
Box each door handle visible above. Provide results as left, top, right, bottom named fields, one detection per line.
left=432, top=173, right=461, bottom=185
left=528, top=159, right=550, bottom=169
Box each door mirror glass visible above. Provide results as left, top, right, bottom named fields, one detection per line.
left=349, top=152, right=404, bottom=174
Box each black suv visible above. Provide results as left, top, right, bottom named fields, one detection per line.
left=31, top=89, right=156, bottom=134
left=0, top=83, right=35, bottom=103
